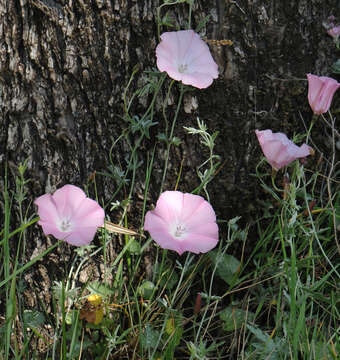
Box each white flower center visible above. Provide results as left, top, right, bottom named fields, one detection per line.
left=178, top=63, right=188, bottom=73
left=172, top=223, right=187, bottom=239
left=57, top=218, right=73, bottom=232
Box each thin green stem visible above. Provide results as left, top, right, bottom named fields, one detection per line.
left=0, top=241, right=61, bottom=289
left=160, top=84, right=185, bottom=194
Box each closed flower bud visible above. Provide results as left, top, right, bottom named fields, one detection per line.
left=307, top=73, right=340, bottom=115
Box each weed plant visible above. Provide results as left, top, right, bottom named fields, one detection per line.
left=1, top=1, right=340, bottom=359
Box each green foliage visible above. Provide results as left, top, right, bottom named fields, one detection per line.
left=2, top=2, right=340, bottom=360
left=208, top=251, right=240, bottom=285
left=220, top=307, right=255, bottom=331
left=137, top=280, right=157, bottom=299
left=23, top=310, right=45, bottom=329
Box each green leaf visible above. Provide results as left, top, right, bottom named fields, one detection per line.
left=87, top=281, right=114, bottom=297
left=209, top=250, right=240, bottom=285
left=128, top=238, right=141, bottom=255
left=23, top=310, right=45, bottom=328
left=162, top=326, right=183, bottom=360
left=171, top=137, right=182, bottom=146
left=137, top=280, right=156, bottom=299
left=220, top=307, right=254, bottom=331
left=140, top=323, right=159, bottom=350
left=156, top=133, right=168, bottom=143
left=331, top=59, right=340, bottom=73
left=153, top=262, right=179, bottom=290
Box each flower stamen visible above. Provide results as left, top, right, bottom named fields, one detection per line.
left=58, top=218, right=72, bottom=232
left=178, top=63, right=188, bottom=73
left=173, top=224, right=186, bottom=238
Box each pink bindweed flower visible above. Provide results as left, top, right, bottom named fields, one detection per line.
left=156, top=30, right=219, bottom=89
left=327, top=25, right=340, bottom=39
left=255, top=129, right=312, bottom=171
left=144, top=191, right=219, bottom=255
left=307, top=73, right=340, bottom=115
left=34, top=184, right=105, bottom=246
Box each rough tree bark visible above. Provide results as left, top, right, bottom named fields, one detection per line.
left=0, top=0, right=339, bottom=354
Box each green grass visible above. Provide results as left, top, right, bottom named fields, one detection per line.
left=1, top=2, right=340, bottom=359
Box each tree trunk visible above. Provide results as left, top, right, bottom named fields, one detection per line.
left=0, top=0, right=339, bottom=354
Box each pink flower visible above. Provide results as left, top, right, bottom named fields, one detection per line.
left=34, top=184, right=105, bottom=246
left=156, top=30, right=218, bottom=89
left=327, top=25, right=340, bottom=39
left=307, top=73, right=340, bottom=115
left=144, top=191, right=219, bottom=255
left=255, top=129, right=311, bottom=170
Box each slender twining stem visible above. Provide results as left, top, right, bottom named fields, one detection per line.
left=0, top=241, right=61, bottom=289
left=324, top=112, right=340, bottom=254
left=302, top=174, right=340, bottom=278
left=160, top=83, right=185, bottom=194
left=123, top=65, right=140, bottom=116
left=140, top=73, right=167, bottom=123
left=321, top=112, right=340, bottom=139
left=188, top=0, right=193, bottom=29
left=305, top=114, right=318, bottom=143
left=4, top=166, right=11, bottom=359
left=163, top=79, right=176, bottom=138
left=171, top=253, right=193, bottom=305
left=150, top=252, right=193, bottom=360
left=271, top=169, right=283, bottom=193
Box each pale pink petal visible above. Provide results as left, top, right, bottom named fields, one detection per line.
left=38, top=222, right=70, bottom=241
left=181, top=72, right=215, bottom=89
left=255, top=129, right=273, bottom=144
left=156, top=56, right=182, bottom=81
left=179, top=232, right=219, bottom=254
left=52, top=185, right=86, bottom=219
left=297, top=144, right=311, bottom=157
left=72, top=198, right=105, bottom=227
left=256, top=129, right=311, bottom=170
left=316, top=76, right=340, bottom=114
left=181, top=195, right=216, bottom=226
left=144, top=210, right=185, bottom=254
left=147, top=228, right=184, bottom=254
left=186, top=45, right=218, bottom=78
left=152, top=191, right=184, bottom=223
left=189, top=223, right=219, bottom=239
left=261, top=139, right=285, bottom=164
left=64, top=227, right=99, bottom=246
left=144, top=191, right=219, bottom=255
left=35, top=184, right=104, bottom=246
left=34, top=194, right=59, bottom=224
left=144, top=210, right=169, bottom=231
left=184, top=34, right=212, bottom=63
left=171, top=30, right=196, bottom=62
left=307, top=74, right=324, bottom=108
left=156, top=30, right=218, bottom=89
left=307, top=74, right=340, bottom=114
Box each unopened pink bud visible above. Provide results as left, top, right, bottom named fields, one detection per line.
left=307, top=73, right=340, bottom=115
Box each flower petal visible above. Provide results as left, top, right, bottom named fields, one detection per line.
left=307, top=73, right=340, bottom=115
left=150, top=191, right=184, bottom=223
left=256, top=129, right=311, bottom=170
left=34, top=194, right=60, bottom=225
left=72, top=198, right=105, bottom=227
left=178, top=231, right=219, bottom=254
left=180, top=194, right=216, bottom=227
left=64, top=227, right=99, bottom=246
left=144, top=191, right=219, bottom=255
left=156, top=30, right=218, bottom=89
left=35, top=184, right=105, bottom=246
left=52, top=184, right=87, bottom=219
